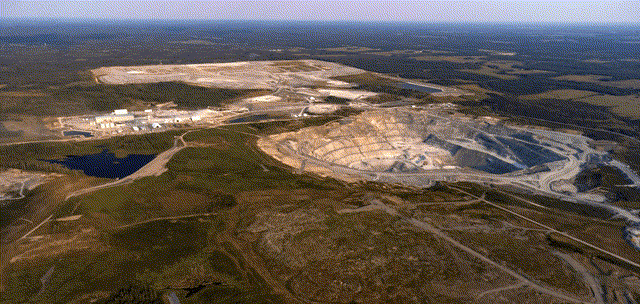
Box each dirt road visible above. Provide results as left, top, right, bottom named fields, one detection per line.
left=339, top=197, right=587, bottom=303
left=553, top=251, right=605, bottom=304
left=452, top=186, right=640, bottom=271
left=405, top=217, right=586, bottom=303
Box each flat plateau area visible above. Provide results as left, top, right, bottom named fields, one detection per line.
left=92, top=60, right=364, bottom=90
left=91, top=59, right=463, bottom=97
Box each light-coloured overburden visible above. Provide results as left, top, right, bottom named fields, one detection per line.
left=91, top=60, right=365, bottom=90
left=259, top=105, right=640, bottom=204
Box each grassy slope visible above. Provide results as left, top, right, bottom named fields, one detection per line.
left=1, top=124, right=342, bottom=303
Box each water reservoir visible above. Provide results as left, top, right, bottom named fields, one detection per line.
left=63, top=130, right=93, bottom=137
left=229, top=114, right=269, bottom=123
left=44, top=149, right=155, bottom=179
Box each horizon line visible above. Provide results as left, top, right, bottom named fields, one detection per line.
left=2, top=17, right=640, bottom=26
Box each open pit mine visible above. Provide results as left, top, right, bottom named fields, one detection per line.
left=259, top=106, right=640, bottom=205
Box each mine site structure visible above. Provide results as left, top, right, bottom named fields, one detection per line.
left=259, top=106, right=640, bottom=206
left=45, top=60, right=640, bottom=208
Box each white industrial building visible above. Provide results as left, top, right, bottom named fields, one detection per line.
left=95, top=114, right=135, bottom=124
left=95, top=109, right=135, bottom=124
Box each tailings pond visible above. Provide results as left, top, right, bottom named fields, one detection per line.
left=44, top=149, right=155, bottom=179
left=63, top=130, right=93, bottom=137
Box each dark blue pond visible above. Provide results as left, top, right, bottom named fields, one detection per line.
left=43, top=149, right=156, bottom=179
left=395, top=82, right=442, bottom=93
left=229, top=114, right=269, bottom=123
left=63, top=130, right=93, bottom=137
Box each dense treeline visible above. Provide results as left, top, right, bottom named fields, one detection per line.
left=480, top=76, right=637, bottom=96
left=515, top=58, right=640, bottom=80
left=482, top=93, right=639, bottom=139
left=62, top=82, right=254, bottom=110
left=2, top=20, right=639, bottom=118
left=96, top=284, right=162, bottom=304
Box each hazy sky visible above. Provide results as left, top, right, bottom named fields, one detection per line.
left=2, top=1, right=639, bottom=23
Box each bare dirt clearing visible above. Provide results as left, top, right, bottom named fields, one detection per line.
left=555, top=75, right=640, bottom=89
left=521, top=89, right=600, bottom=100
left=577, top=94, right=640, bottom=119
